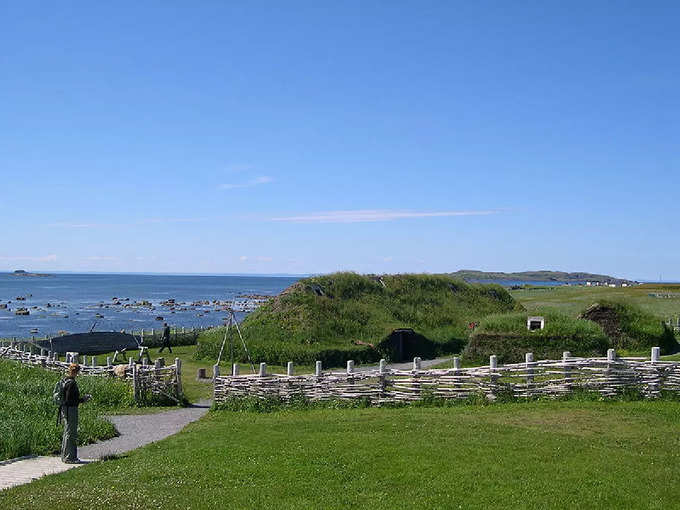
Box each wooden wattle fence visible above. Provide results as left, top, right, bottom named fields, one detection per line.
left=213, top=347, right=679, bottom=405
left=0, top=343, right=183, bottom=403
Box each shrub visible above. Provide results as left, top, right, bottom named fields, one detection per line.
left=580, top=301, right=678, bottom=354
left=463, top=309, right=610, bottom=363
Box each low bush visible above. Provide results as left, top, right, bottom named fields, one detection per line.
left=580, top=300, right=678, bottom=354
left=463, top=309, right=610, bottom=363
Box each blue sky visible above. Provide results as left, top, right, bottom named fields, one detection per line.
left=1, top=2, right=678, bottom=279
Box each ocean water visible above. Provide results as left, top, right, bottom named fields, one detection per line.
left=0, top=273, right=300, bottom=338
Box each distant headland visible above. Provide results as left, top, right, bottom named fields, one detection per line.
left=449, top=270, right=637, bottom=286
left=8, top=270, right=53, bottom=277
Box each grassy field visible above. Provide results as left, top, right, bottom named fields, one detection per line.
left=3, top=399, right=680, bottom=509
left=0, top=360, right=135, bottom=461
left=511, top=283, right=680, bottom=318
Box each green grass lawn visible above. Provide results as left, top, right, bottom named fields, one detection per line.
left=2, top=400, right=680, bottom=509
left=0, top=360, right=135, bottom=461
left=512, top=283, right=680, bottom=318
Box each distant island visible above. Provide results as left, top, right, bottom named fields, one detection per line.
left=449, top=270, right=637, bottom=286
left=9, top=270, right=53, bottom=277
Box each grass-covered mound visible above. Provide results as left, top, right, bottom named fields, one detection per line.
left=195, top=272, right=522, bottom=366
left=463, top=309, right=609, bottom=363
left=579, top=301, right=678, bottom=354
left=0, top=360, right=134, bottom=461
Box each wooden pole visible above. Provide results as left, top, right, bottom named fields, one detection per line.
left=175, top=358, right=183, bottom=398
left=132, top=362, right=138, bottom=401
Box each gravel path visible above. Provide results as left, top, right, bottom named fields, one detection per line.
left=0, top=400, right=211, bottom=491
left=79, top=400, right=211, bottom=459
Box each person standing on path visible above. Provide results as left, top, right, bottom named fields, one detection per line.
left=159, top=322, right=172, bottom=353
left=57, top=364, right=91, bottom=464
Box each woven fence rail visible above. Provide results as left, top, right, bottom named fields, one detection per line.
left=0, top=344, right=183, bottom=403
left=214, top=347, right=680, bottom=405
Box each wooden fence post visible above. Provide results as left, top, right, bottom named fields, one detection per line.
left=153, top=358, right=161, bottom=383
left=378, top=359, right=387, bottom=401
left=489, top=355, right=498, bottom=398
left=232, top=363, right=240, bottom=376
left=562, top=351, right=572, bottom=392
left=213, top=364, right=220, bottom=381
left=346, top=360, right=354, bottom=374
left=132, top=362, right=138, bottom=401
left=259, top=362, right=267, bottom=377
left=287, top=362, right=294, bottom=376
left=175, top=358, right=183, bottom=398
left=413, top=357, right=422, bottom=371
left=605, top=349, right=616, bottom=395
left=106, top=357, right=111, bottom=367
left=315, top=361, right=322, bottom=377
left=525, top=352, right=534, bottom=392
left=649, top=347, right=661, bottom=397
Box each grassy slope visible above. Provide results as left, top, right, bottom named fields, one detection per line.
left=195, top=272, right=521, bottom=366
left=511, top=283, right=680, bottom=318
left=0, top=360, right=134, bottom=461
left=3, top=401, right=680, bottom=509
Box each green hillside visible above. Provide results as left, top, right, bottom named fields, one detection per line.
left=195, top=272, right=523, bottom=366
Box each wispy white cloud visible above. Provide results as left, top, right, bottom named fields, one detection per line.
left=48, top=222, right=115, bottom=228
left=239, top=255, right=273, bottom=263
left=85, top=256, right=118, bottom=262
left=139, top=218, right=206, bottom=225
left=48, top=218, right=207, bottom=229
left=0, top=254, right=57, bottom=262
left=224, top=164, right=254, bottom=174
left=270, top=209, right=499, bottom=224
left=219, top=176, right=273, bottom=190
